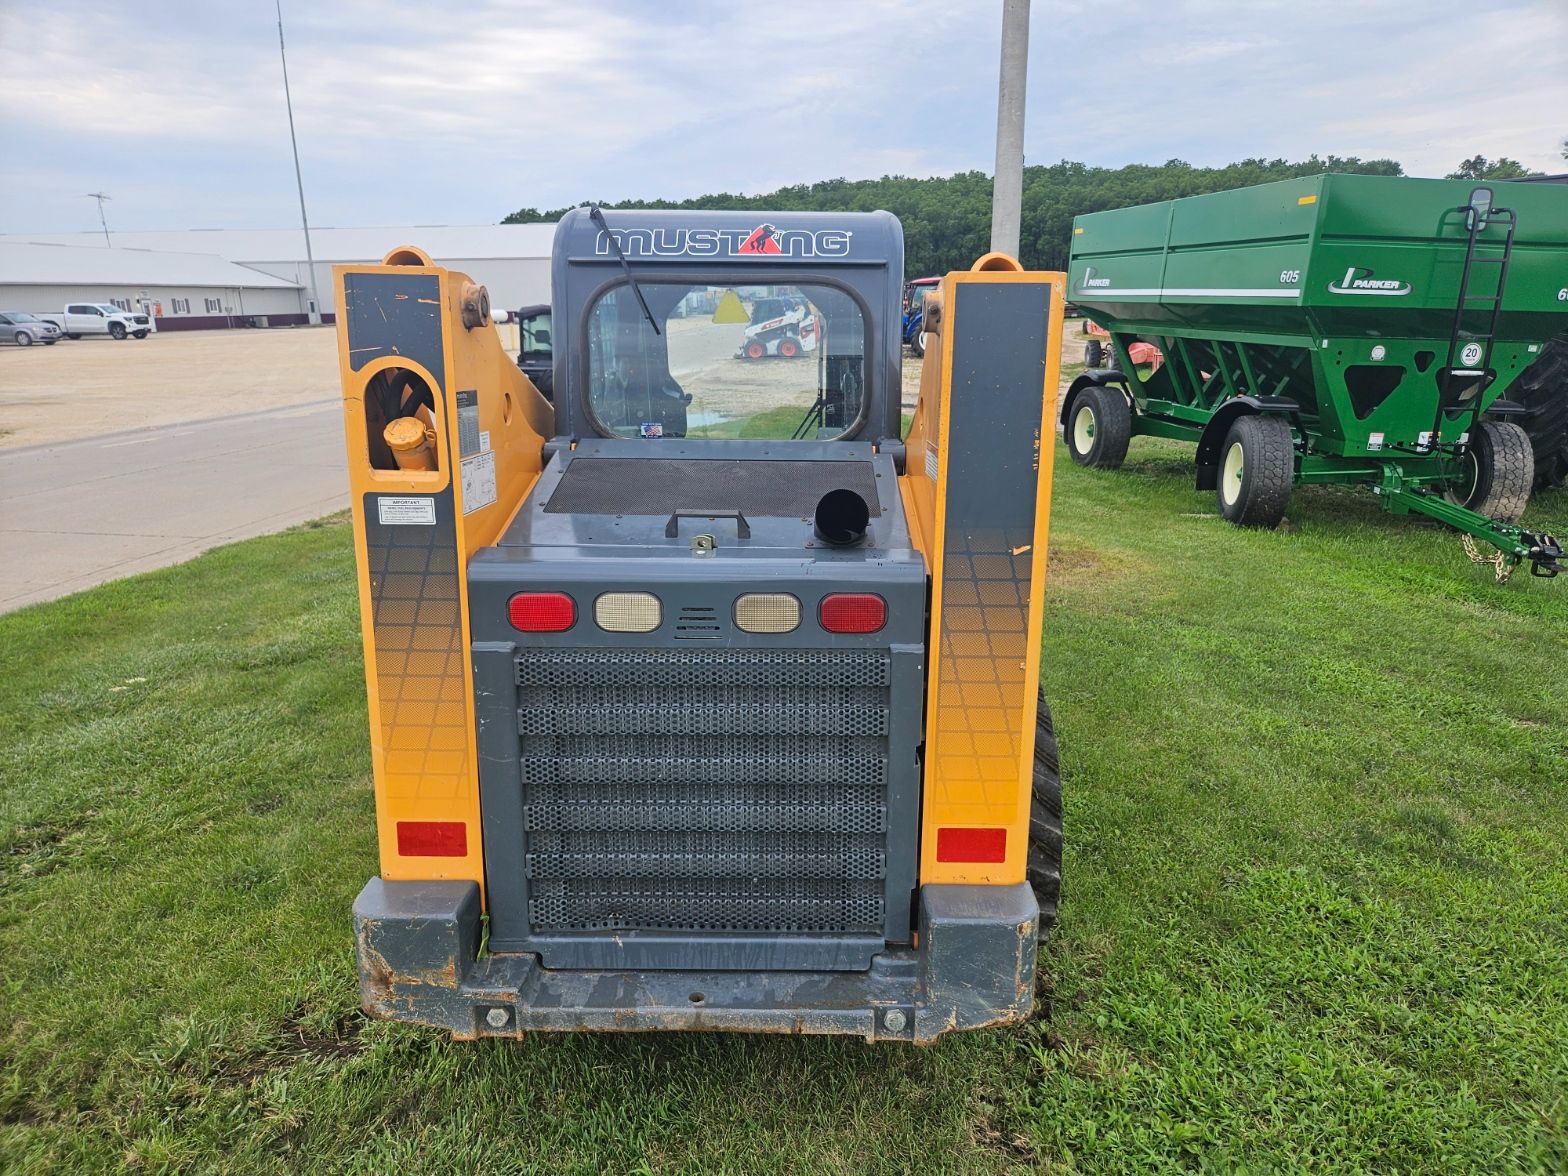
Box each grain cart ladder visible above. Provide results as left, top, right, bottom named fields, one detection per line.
left=1064, top=174, right=1565, bottom=582
left=335, top=214, right=1066, bottom=1042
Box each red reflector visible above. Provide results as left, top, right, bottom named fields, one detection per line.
left=508, top=591, right=575, bottom=632
left=819, top=593, right=886, bottom=634
left=396, top=820, right=468, bottom=857
left=936, top=827, right=1007, bottom=863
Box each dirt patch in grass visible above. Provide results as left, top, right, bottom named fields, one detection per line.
left=215, top=1007, right=368, bottom=1089
left=973, top=1109, right=1040, bottom=1166
left=1, top=813, right=95, bottom=891
left=1046, top=538, right=1155, bottom=590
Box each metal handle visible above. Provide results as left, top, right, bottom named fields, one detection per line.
left=665, top=508, right=751, bottom=539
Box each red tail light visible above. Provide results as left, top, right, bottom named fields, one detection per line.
left=508, top=591, right=576, bottom=632
left=396, top=820, right=468, bottom=857
left=819, top=593, right=886, bottom=634
left=936, top=827, right=1007, bottom=863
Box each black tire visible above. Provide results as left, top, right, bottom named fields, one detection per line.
left=1065, top=384, right=1131, bottom=469
left=109, top=323, right=127, bottom=340
left=67, top=333, right=81, bottom=340
left=1506, top=335, right=1568, bottom=490
left=1084, top=339, right=1105, bottom=366
left=43, top=339, right=57, bottom=345
left=133, top=331, right=149, bottom=340
left=1447, top=419, right=1533, bottom=524
left=1027, top=690, right=1062, bottom=932
left=14, top=331, right=32, bottom=347
left=1216, top=414, right=1294, bottom=527
left=911, top=328, right=926, bottom=358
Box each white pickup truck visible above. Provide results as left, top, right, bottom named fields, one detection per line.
left=38, top=302, right=155, bottom=340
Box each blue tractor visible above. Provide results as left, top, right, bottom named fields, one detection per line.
left=901, top=276, right=939, bottom=357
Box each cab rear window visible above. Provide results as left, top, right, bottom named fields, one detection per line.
left=585, top=281, right=867, bottom=441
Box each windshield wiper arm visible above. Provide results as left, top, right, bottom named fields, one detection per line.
left=589, top=205, right=660, bottom=337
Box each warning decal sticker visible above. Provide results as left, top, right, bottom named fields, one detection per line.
left=460, top=451, right=497, bottom=514
left=377, top=496, right=437, bottom=526
left=456, top=389, right=481, bottom=458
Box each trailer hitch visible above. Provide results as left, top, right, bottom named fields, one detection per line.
left=1461, top=531, right=1561, bottom=584
left=1378, top=471, right=1561, bottom=586
left=1525, top=532, right=1563, bottom=579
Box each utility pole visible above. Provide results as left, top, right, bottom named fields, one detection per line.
left=990, top=0, right=1030, bottom=258
left=85, top=192, right=112, bottom=246
left=276, top=0, right=323, bottom=324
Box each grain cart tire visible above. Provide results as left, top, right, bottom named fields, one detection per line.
left=1084, top=339, right=1105, bottom=366
left=1447, top=420, right=1533, bottom=524
left=1067, top=384, right=1131, bottom=469
left=1506, top=336, right=1568, bottom=490
left=1027, top=689, right=1063, bottom=931
left=1216, top=414, right=1293, bottom=527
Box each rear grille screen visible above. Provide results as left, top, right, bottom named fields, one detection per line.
left=515, top=647, right=890, bottom=934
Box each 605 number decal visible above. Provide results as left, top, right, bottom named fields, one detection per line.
left=1280, top=270, right=1301, bottom=285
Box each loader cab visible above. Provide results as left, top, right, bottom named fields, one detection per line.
left=545, top=207, right=906, bottom=453
left=514, top=304, right=554, bottom=401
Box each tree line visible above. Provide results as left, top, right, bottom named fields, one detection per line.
left=503, top=150, right=1562, bottom=278
left=504, top=156, right=1405, bottom=276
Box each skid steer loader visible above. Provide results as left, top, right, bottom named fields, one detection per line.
left=337, top=210, right=1065, bottom=1042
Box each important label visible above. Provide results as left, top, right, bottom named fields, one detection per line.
left=377, top=496, right=436, bottom=526
left=456, top=389, right=481, bottom=457
left=460, top=451, right=496, bottom=514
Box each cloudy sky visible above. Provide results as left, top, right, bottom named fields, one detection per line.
left=1, top=0, right=1564, bottom=235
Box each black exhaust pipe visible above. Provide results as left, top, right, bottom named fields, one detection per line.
left=813, top=488, right=871, bottom=547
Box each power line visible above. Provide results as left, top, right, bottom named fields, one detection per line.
left=276, top=0, right=323, bottom=324
left=85, top=191, right=112, bottom=246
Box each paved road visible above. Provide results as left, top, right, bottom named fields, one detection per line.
left=0, top=400, right=346, bottom=612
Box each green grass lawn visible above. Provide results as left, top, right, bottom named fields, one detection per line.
left=3, top=447, right=1566, bottom=1173
left=687, top=404, right=809, bottom=439
left=689, top=406, right=915, bottom=440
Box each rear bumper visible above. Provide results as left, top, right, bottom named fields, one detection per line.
left=354, top=878, right=1040, bottom=1044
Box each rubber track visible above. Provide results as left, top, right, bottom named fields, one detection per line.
left=1027, top=689, right=1062, bottom=933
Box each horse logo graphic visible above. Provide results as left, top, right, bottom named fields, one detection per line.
left=737, top=224, right=783, bottom=255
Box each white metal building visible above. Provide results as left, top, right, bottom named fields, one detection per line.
left=0, top=224, right=557, bottom=323
left=0, top=241, right=307, bottom=330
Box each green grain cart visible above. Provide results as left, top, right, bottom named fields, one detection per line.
left=1064, top=173, right=1565, bottom=581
